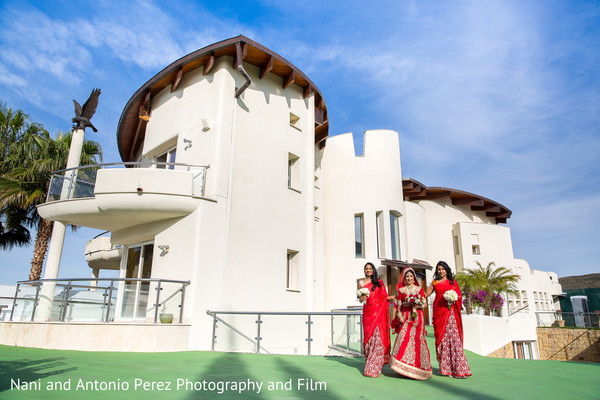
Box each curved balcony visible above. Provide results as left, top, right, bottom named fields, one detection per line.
left=37, top=162, right=210, bottom=231
left=85, top=235, right=122, bottom=270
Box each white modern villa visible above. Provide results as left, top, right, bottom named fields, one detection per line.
left=0, top=36, right=562, bottom=359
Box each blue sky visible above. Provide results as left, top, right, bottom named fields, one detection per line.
left=0, top=0, right=598, bottom=283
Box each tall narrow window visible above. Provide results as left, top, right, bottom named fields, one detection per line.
left=471, top=234, right=480, bottom=254
left=288, top=153, right=300, bottom=191
left=289, top=112, right=301, bottom=131
left=286, top=250, right=299, bottom=291
left=376, top=211, right=385, bottom=258
left=453, top=236, right=460, bottom=256
left=355, top=214, right=364, bottom=258
left=390, top=211, right=401, bottom=260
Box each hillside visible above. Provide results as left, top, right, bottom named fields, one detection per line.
left=558, top=273, right=600, bottom=290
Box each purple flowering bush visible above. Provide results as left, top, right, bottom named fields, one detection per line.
left=470, top=290, right=487, bottom=307
left=470, top=290, right=504, bottom=315
left=489, top=292, right=504, bottom=311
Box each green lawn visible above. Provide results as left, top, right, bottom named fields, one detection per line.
left=1, top=330, right=599, bottom=400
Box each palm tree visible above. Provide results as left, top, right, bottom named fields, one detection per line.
left=454, top=272, right=476, bottom=314
left=0, top=103, right=42, bottom=251
left=0, top=205, right=33, bottom=249
left=0, top=103, right=102, bottom=280
left=0, top=103, right=28, bottom=157
left=462, top=262, right=520, bottom=315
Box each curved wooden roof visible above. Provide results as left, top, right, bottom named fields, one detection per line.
left=402, top=178, right=512, bottom=224
left=116, top=35, right=329, bottom=161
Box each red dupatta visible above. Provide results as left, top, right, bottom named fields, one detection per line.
left=432, top=279, right=464, bottom=346
left=362, top=279, right=391, bottom=357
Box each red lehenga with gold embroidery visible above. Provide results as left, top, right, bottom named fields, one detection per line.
left=390, top=285, right=432, bottom=380
left=361, top=279, right=390, bottom=377
left=432, top=279, right=472, bottom=378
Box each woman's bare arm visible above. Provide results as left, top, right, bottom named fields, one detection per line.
left=424, top=282, right=435, bottom=297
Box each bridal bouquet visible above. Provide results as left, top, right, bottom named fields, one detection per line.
left=407, top=293, right=425, bottom=319
left=357, top=288, right=370, bottom=303
left=443, top=290, right=458, bottom=310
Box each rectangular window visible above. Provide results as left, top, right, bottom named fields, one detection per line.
left=521, top=291, right=528, bottom=307
left=376, top=211, right=385, bottom=258
left=286, top=250, right=299, bottom=291
left=472, top=245, right=481, bottom=255
left=156, top=147, right=177, bottom=170
left=513, top=341, right=533, bottom=359
left=355, top=214, right=364, bottom=258
left=288, top=153, right=300, bottom=191
left=390, top=211, right=401, bottom=260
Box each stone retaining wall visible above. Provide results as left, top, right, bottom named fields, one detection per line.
left=487, top=342, right=515, bottom=359
left=537, top=327, right=600, bottom=362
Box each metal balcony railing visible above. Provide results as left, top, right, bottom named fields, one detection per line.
left=46, top=162, right=210, bottom=202
left=8, top=278, right=190, bottom=324
left=536, top=311, right=600, bottom=328
left=206, top=309, right=363, bottom=356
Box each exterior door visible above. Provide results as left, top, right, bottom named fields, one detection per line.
left=571, top=296, right=590, bottom=327
left=117, top=242, right=153, bottom=321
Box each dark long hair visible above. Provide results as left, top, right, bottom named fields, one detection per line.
left=364, top=262, right=381, bottom=290
left=435, top=261, right=455, bottom=285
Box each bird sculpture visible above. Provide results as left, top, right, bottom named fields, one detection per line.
left=72, top=88, right=101, bottom=132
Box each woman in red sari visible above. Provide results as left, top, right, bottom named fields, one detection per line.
left=425, top=261, right=472, bottom=378
left=359, top=262, right=391, bottom=377
left=390, top=267, right=432, bottom=380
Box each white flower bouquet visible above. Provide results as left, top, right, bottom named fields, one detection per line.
left=357, top=288, right=370, bottom=303
left=443, top=289, right=458, bottom=310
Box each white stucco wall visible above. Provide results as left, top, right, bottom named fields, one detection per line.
left=403, top=201, right=428, bottom=263
left=130, top=57, right=320, bottom=350
left=321, top=130, right=405, bottom=309
left=463, top=314, right=538, bottom=356
left=409, top=198, right=496, bottom=276
left=222, top=61, right=316, bottom=313
left=454, top=222, right=515, bottom=273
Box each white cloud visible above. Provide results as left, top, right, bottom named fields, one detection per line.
left=0, top=9, right=91, bottom=79
left=0, top=63, right=27, bottom=89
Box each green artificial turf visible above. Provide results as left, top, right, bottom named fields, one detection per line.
left=1, top=329, right=599, bottom=399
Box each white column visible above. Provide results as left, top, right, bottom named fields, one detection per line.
left=35, top=128, right=86, bottom=321
left=35, top=221, right=67, bottom=321
left=90, top=268, right=99, bottom=291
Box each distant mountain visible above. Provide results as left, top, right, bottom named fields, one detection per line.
left=558, top=273, right=600, bottom=290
